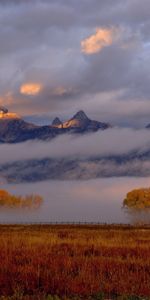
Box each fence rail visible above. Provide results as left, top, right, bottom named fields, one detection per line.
left=0, top=221, right=150, bottom=228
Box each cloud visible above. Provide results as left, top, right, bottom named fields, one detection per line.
left=81, top=27, right=116, bottom=54
left=20, top=83, right=42, bottom=96
left=1, top=136, right=150, bottom=187
left=0, top=128, right=150, bottom=164
left=0, top=0, right=150, bottom=127
left=1, top=128, right=150, bottom=184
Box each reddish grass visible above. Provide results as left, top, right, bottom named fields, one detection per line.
left=0, top=224, right=150, bottom=299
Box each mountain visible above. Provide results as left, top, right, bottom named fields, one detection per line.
left=51, top=117, right=63, bottom=128
left=52, top=110, right=111, bottom=132
left=62, top=110, right=90, bottom=129
left=0, top=108, right=111, bottom=143
left=0, top=118, right=66, bottom=143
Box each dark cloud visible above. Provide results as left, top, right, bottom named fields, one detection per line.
left=0, top=0, right=150, bottom=127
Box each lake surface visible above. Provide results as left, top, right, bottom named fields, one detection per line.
left=0, top=177, right=150, bottom=224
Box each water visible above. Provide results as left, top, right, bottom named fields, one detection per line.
left=0, top=177, right=150, bottom=224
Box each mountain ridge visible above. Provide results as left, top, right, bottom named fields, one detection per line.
left=51, top=110, right=111, bottom=131
left=0, top=109, right=111, bottom=143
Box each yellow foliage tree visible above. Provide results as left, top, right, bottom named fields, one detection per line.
left=123, top=188, right=150, bottom=210
left=0, top=189, right=43, bottom=209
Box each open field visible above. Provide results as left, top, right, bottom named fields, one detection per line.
left=0, top=224, right=150, bottom=300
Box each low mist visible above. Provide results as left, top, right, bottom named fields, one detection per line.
left=0, top=129, right=150, bottom=224
left=0, top=177, right=150, bottom=224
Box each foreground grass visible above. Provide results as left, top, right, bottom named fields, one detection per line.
left=0, top=294, right=148, bottom=300
left=0, top=224, right=150, bottom=299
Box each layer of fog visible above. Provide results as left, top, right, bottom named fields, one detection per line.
left=0, top=177, right=150, bottom=224
left=0, top=128, right=150, bottom=165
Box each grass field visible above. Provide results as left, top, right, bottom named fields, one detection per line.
left=0, top=224, right=150, bottom=300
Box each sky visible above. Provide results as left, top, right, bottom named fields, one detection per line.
left=1, top=0, right=150, bottom=127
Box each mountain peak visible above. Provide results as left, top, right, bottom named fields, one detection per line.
left=52, top=117, right=62, bottom=128
left=0, top=106, right=8, bottom=114
left=52, top=117, right=62, bottom=125
left=62, top=110, right=90, bottom=129
left=73, top=110, right=88, bottom=120
left=72, top=110, right=89, bottom=121
left=0, top=106, right=20, bottom=120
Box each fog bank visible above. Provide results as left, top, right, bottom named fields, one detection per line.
left=0, top=177, right=150, bottom=224
left=0, top=128, right=150, bottom=164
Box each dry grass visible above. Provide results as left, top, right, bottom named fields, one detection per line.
left=0, top=224, right=150, bottom=299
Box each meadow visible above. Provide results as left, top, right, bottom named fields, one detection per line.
left=0, top=224, right=150, bottom=300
